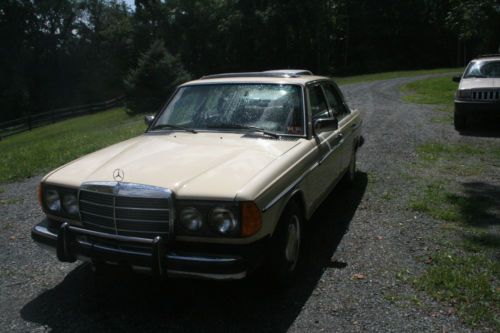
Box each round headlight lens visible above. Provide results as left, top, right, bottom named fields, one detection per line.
left=180, top=207, right=203, bottom=231
left=45, top=189, right=61, bottom=212
left=62, top=193, right=79, bottom=215
left=209, top=207, right=237, bottom=234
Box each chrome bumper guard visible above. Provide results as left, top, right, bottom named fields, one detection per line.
left=32, top=220, right=247, bottom=280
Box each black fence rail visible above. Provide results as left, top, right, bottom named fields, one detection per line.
left=0, top=95, right=126, bottom=140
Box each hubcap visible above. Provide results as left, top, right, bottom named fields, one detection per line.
left=285, top=215, right=301, bottom=271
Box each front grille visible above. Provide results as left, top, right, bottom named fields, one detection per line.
left=471, top=89, right=500, bottom=101
left=78, top=182, right=173, bottom=240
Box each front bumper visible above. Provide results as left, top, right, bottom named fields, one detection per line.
left=454, top=100, right=500, bottom=117
left=32, top=218, right=267, bottom=280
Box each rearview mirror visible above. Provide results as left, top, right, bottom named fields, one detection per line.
left=313, top=118, right=338, bottom=135
left=452, top=75, right=462, bottom=83
left=144, top=115, right=155, bottom=126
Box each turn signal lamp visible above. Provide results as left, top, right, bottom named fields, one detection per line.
left=241, top=202, right=262, bottom=237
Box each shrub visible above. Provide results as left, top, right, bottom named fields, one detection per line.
left=124, top=40, right=190, bottom=114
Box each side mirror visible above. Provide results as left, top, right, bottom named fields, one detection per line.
left=313, top=118, right=338, bottom=135
left=452, top=75, right=462, bottom=83
left=144, top=115, right=155, bottom=126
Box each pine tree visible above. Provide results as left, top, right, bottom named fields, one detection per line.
left=124, top=39, right=190, bottom=114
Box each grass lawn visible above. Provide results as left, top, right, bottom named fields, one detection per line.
left=335, top=67, right=462, bottom=85
left=0, top=108, right=144, bottom=182
left=404, top=77, right=500, bottom=330
left=401, top=76, right=458, bottom=105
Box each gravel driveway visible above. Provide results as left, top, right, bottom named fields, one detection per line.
left=0, top=75, right=496, bottom=332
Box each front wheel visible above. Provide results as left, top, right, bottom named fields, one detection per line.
left=267, top=203, right=303, bottom=283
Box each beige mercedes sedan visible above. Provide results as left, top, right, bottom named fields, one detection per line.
left=32, top=70, right=363, bottom=282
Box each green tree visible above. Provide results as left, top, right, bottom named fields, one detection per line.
left=446, top=0, right=500, bottom=64
left=0, top=0, right=136, bottom=122
left=76, top=0, right=134, bottom=102
left=124, top=40, right=191, bottom=114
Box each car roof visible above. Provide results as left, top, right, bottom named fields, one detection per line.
left=472, top=54, right=500, bottom=61
left=182, top=70, right=330, bottom=86
left=262, top=69, right=314, bottom=75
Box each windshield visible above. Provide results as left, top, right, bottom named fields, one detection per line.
left=152, top=84, right=305, bottom=136
left=464, top=60, right=500, bottom=78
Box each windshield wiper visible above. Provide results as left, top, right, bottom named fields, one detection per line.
left=150, top=124, right=197, bottom=133
left=465, top=75, right=486, bottom=78
left=207, top=123, right=280, bottom=139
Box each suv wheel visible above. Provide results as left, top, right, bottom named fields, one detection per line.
left=267, top=202, right=303, bottom=283
left=454, top=113, right=466, bottom=131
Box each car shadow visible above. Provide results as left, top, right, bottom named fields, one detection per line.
left=449, top=181, right=500, bottom=228
left=20, top=172, right=367, bottom=333
left=456, top=182, right=500, bottom=253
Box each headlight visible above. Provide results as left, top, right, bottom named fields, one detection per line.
left=180, top=207, right=203, bottom=231
left=457, top=89, right=472, bottom=100
left=209, top=207, right=237, bottom=234
left=45, top=189, right=61, bottom=212
left=42, top=184, right=79, bottom=218
left=176, top=201, right=241, bottom=237
left=62, top=193, right=79, bottom=215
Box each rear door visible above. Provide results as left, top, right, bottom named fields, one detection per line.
left=306, top=83, right=344, bottom=204
left=321, top=82, right=356, bottom=170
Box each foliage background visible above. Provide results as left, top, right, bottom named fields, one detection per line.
left=1, top=0, right=499, bottom=118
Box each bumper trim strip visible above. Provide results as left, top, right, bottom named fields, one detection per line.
left=70, top=225, right=154, bottom=244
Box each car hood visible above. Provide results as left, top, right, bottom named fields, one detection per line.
left=44, top=132, right=302, bottom=200
left=460, top=78, right=500, bottom=90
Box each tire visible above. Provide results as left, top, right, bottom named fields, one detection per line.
left=346, top=149, right=357, bottom=183
left=341, top=147, right=357, bottom=185
left=454, top=113, right=466, bottom=131
left=266, top=202, right=303, bottom=284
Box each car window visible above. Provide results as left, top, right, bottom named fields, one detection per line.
left=322, top=84, right=349, bottom=119
left=154, top=84, right=305, bottom=136
left=308, top=85, right=329, bottom=119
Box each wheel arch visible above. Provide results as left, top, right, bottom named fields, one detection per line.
left=355, top=134, right=364, bottom=152
left=288, top=189, right=306, bottom=216
left=274, top=189, right=307, bottom=228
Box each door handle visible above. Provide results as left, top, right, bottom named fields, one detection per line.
left=331, top=133, right=343, bottom=147
left=350, top=123, right=357, bottom=128
left=319, top=134, right=343, bottom=165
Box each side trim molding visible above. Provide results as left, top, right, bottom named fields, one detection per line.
left=262, top=162, right=318, bottom=212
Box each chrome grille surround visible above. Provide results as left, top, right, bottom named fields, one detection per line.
left=78, top=182, right=174, bottom=240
